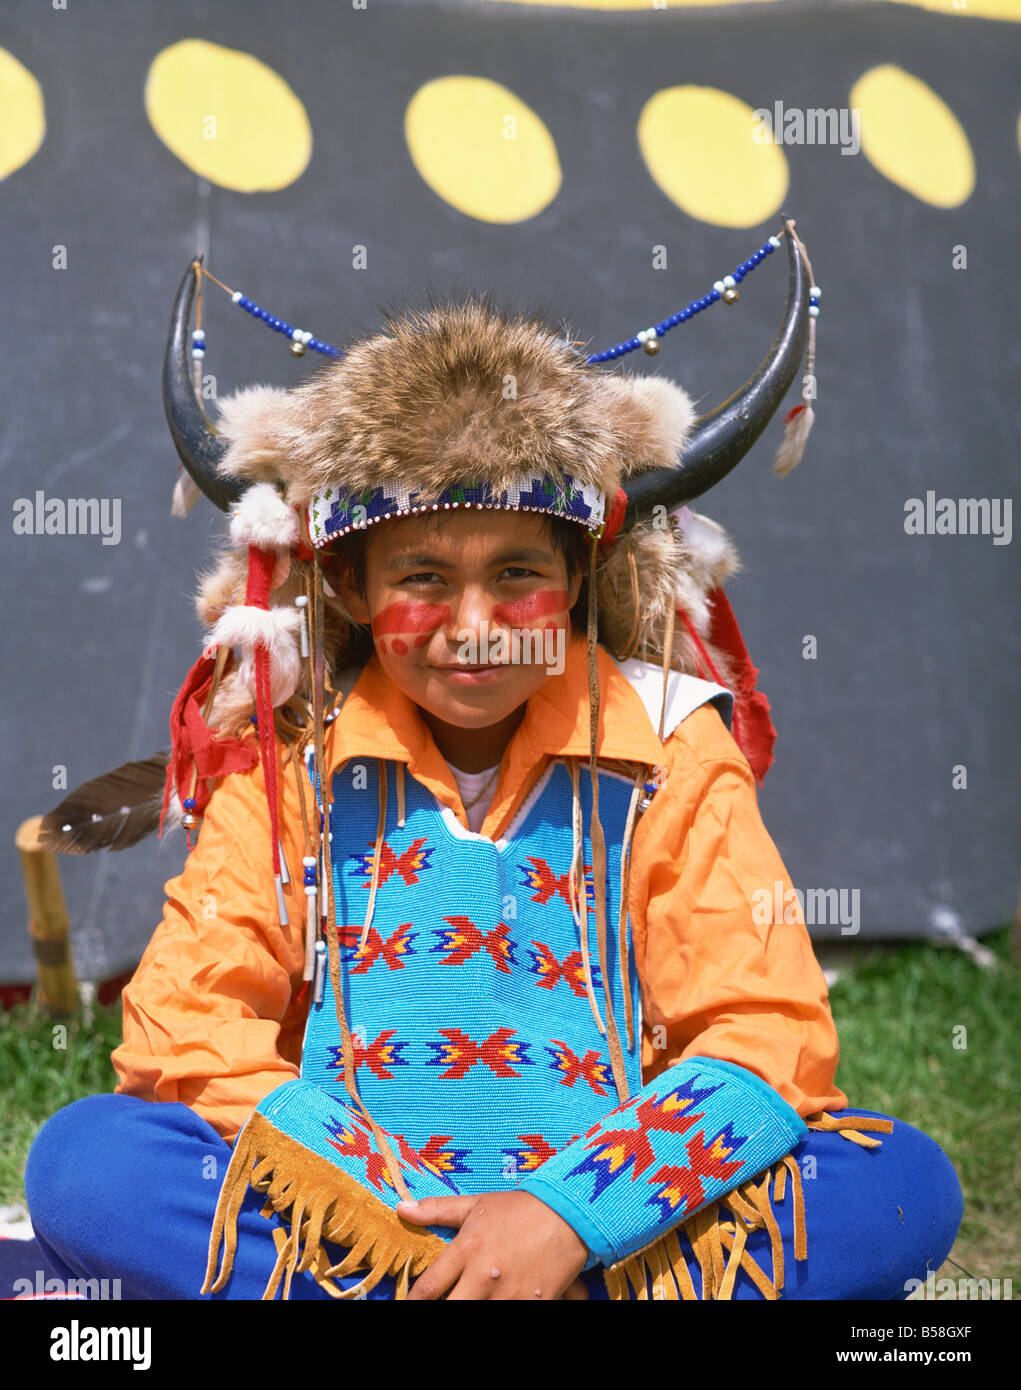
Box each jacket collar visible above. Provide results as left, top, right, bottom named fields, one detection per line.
left=323, top=632, right=665, bottom=835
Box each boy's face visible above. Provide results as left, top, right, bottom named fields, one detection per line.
left=335, top=509, right=584, bottom=732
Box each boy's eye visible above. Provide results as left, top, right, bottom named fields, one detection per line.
left=400, top=572, right=443, bottom=584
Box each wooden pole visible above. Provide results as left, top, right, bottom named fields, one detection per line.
left=16, top=815, right=79, bottom=1014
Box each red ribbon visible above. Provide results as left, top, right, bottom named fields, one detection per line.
left=679, top=587, right=778, bottom=785
left=159, top=651, right=259, bottom=835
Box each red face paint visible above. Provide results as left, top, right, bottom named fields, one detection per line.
left=371, top=601, right=451, bottom=658
left=491, top=589, right=570, bottom=628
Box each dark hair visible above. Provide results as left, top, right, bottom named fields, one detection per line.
left=331, top=509, right=590, bottom=602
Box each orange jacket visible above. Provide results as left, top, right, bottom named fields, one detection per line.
left=112, top=633, right=847, bottom=1144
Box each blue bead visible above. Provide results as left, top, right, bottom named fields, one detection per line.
left=709, top=288, right=721, bottom=301
left=734, top=270, right=745, bottom=282
left=765, top=243, right=775, bottom=253
left=183, top=797, right=196, bottom=810
left=250, top=714, right=258, bottom=725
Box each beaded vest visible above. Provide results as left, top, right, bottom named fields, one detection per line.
left=299, top=753, right=644, bottom=1193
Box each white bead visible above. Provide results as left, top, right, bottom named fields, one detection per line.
left=723, top=275, right=736, bottom=289
left=191, top=348, right=205, bottom=358
left=638, top=330, right=648, bottom=342
left=303, top=856, right=316, bottom=866
left=305, top=886, right=317, bottom=896
left=809, top=305, right=820, bottom=317
left=713, top=281, right=725, bottom=293
left=231, top=290, right=242, bottom=303
left=295, top=595, right=307, bottom=607
left=810, top=285, right=821, bottom=299
left=302, top=330, right=313, bottom=343
left=191, top=329, right=205, bottom=342
left=769, top=235, right=781, bottom=248
left=647, top=327, right=657, bottom=338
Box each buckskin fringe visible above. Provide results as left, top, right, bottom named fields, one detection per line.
left=203, top=1110, right=893, bottom=1299
left=201, top=1110, right=444, bottom=1300
left=601, top=1113, right=894, bottom=1300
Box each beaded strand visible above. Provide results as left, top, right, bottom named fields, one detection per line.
left=186, top=229, right=821, bottom=368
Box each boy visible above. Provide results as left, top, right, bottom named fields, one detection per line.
left=25, top=244, right=962, bottom=1300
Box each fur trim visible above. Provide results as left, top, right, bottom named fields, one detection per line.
left=171, top=471, right=203, bottom=518
left=209, top=605, right=304, bottom=708
left=230, top=481, right=300, bottom=550
left=601, top=374, right=698, bottom=476
left=212, top=295, right=699, bottom=513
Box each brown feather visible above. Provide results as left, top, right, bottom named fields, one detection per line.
left=38, top=753, right=173, bottom=854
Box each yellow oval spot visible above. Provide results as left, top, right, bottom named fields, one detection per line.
left=145, top=39, right=311, bottom=193
left=405, top=76, right=561, bottom=223
left=0, top=48, right=45, bottom=181
left=637, top=86, right=788, bottom=228
left=851, top=65, right=974, bottom=207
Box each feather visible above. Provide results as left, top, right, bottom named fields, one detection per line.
left=38, top=753, right=175, bottom=854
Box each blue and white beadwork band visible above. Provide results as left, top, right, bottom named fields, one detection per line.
left=306, top=475, right=608, bottom=548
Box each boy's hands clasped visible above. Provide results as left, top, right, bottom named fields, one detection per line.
left=397, top=1190, right=590, bottom=1300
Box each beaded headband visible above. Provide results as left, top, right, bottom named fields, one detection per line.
left=305, top=474, right=609, bottom=548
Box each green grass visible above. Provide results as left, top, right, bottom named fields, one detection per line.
left=2, top=929, right=1018, bottom=1295
left=827, top=925, right=1020, bottom=1290
left=0, top=991, right=122, bottom=1214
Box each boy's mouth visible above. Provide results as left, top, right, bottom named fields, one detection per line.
left=431, top=661, right=511, bottom=682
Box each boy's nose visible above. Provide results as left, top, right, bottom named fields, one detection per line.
left=446, top=585, right=498, bottom=636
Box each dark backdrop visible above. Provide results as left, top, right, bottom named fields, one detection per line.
left=1, top=0, right=1017, bottom=985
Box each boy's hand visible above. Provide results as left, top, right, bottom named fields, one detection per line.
left=397, top=1191, right=590, bottom=1300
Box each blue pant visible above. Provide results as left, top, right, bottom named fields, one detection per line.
left=24, top=1093, right=963, bottom=1300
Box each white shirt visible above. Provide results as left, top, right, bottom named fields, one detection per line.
left=446, top=761, right=501, bottom=833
